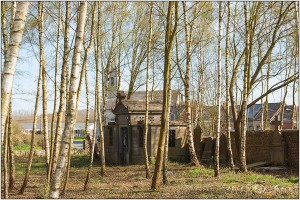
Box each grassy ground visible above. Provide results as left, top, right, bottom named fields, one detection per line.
left=13, top=144, right=42, bottom=151
left=2, top=154, right=299, bottom=199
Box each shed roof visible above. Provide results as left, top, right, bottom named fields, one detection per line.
left=127, top=90, right=182, bottom=106
left=115, top=100, right=163, bottom=113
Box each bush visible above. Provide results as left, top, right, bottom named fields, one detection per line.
left=13, top=132, right=44, bottom=149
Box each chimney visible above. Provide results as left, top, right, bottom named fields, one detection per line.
left=117, top=91, right=126, bottom=103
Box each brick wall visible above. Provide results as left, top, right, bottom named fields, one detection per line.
left=230, top=131, right=273, bottom=164
left=282, top=130, right=299, bottom=168
left=199, top=130, right=299, bottom=167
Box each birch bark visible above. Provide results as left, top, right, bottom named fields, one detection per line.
left=49, top=2, right=87, bottom=198
left=1, top=2, right=29, bottom=143
left=143, top=2, right=153, bottom=179
left=51, top=2, right=70, bottom=179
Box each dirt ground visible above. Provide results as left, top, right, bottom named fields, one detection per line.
left=2, top=154, right=299, bottom=199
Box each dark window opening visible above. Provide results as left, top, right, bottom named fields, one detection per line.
left=169, top=130, right=175, bottom=147
left=109, top=127, right=113, bottom=146
left=139, top=126, right=144, bottom=147
left=110, top=77, right=115, bottom=86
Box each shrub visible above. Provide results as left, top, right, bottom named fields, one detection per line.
left=288, top=176, right=299, bottom=183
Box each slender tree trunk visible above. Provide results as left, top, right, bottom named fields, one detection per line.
left=8, top=98, right=16, bottom=190
left=85, top=60, right=90, bottom=144
left=10, top=2, right=17, bottom=32
left=163, top=79, right=171, bottom=184
left=95, top=2, right=106, bottom=176
left=280, top=42, right=292, bottom=129
left=3, top=112, right=9, bottom=198
left=49, top=3, right=87, bottom=198
left=291, top=50, right=297, bottom=129
left=38, top=1, right=50, bottom=180
left=49, top=2, right=62, bottom=181
left=258, top=42, right=264, bottom=131
left=264, top=61, right=270, bottom=130
left=291, top=0, right=298, bottom=129
left=151, top=2, right=178, bottom=190
left=51, top=2, right=70, bottom=180
left=151, top=54, right=155, bottom=101
left=117, top=15, right=123, bottom=94
left=83, top=90, right=97, bottom=190
left=240, top=2, right=249, bottom=172
left=61, top=4, right=96, bottom=195
left=225, top=2, right=234, bottom=169
left=1, top=2, right=29, bottom=143
left=182, top=2, right=200, bottom=166
left=1, top=2, right=8, bottom=53
left=143, top=2, right=153, bottom=179
left=214, top=1, right=222, bottom=177
left=19, top=54, right=43, bottom=194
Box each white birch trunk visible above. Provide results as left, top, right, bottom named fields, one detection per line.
left=95, top=2, right=106, bottom=176
left=83, top=85, right=97, bottom=190
left=49, top=3, right=87, bottom=198
left=38, top=1, right=50, bottom=176
left=143, top=2, right=153, bottom=179
left=182, top=2, right=200, bottom=166
left=1, top=2, right=29, bottom=143
left=225, top=2, right=234, bottom=169
left=49, top=2, right=61, bottom=181
left=51, top=2, right=70, bottom=179
left=240, top=2, right=249, bottom=172
left=215, top=1, right=222, bottom=177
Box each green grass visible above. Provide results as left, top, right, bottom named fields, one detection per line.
left=187, top=167, right=214, bottom=177
left=289, top=176, right=299, bottom=183
left=222, top=171, right=298, bottom=187
left=74, top=136, right=86, bottom=140
left=14, top=143, right=42, bottom=150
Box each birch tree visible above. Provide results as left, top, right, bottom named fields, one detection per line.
left=225, top=2, right=234, bottom=169
left=1, top=2, right=29, bottom=142
left=50, top=2, right=70, bottom=179
left=240, top=2, right=250, bottom=172
left=38, top=1, right=51, bottom=179
left=8, top=100, right=16, bottom=190
left=95, top=1, right=106, bottom=176
left=3, top=109, right=9, bottom=198
left=214, top=1, right=222, bottom=177
left=49, top=2, right=87, bottom=198
left=49, top=2, right=62, bottom=180
left=143, top=2, right=153, bottom=179
left=83, top=87, right=98, bottom=190
left=178, top=2, right=200, bottom=166
left=1, top=2, right=8, bottom=53
left=61, top=3, right=96, bottom=194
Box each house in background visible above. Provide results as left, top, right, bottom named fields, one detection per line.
left=18, top=121, right=94, bottom=137
left=249, top=102, right=298, bottom=130
left=198, top=102, right=298, bottom=135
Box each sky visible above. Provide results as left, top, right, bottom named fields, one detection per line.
left=11, top=42, right=298, bottom=117
left=5, top=1, right=299, bottom=117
